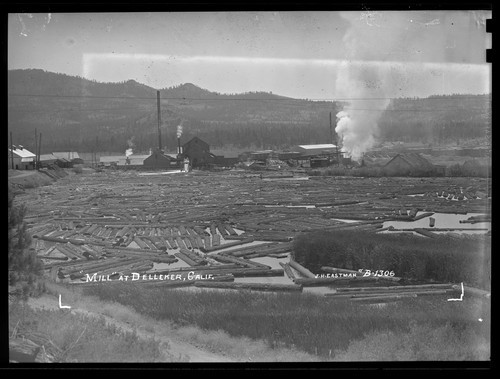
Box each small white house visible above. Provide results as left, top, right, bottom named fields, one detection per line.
left=8, top=145, right=36, bottom=170
left=294, top=144, right=338, bottom=157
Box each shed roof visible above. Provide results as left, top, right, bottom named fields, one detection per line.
left=39, top=153, right=59, bottom=161
left=8, top=147, right=36, bottom=160
left=297, top=144, right=337, bottom=150
left=384, top=153, right=434, bottom=169
left=183, top=137, right=209, bottom=148
left=53, top=152, right=80, bottom=160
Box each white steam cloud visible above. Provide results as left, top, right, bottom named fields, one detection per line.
left=125, top=136, right=135, bottom=157
left=334, top=11, right=490, bottom=160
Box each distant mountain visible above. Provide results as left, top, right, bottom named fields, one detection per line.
left=8, top=69, right=338, bottom=153
left=8, top=69, right=490, bottom=154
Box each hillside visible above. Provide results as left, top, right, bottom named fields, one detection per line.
left=8, top=69, right=338, bottom=153
left=8, top=69, right=491, bottom=154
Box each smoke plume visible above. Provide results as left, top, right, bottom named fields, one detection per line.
left=177, top=123, right=183, bottom=139
left=125, top=136, right=135, bottom=157
left=333, top=11, right=490, bottom=160
left=334, top=13, right=393, bottom=160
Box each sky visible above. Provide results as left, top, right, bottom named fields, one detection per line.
left=8, top=11, right=492, bottom=100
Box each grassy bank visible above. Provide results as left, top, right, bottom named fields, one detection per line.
left=9, top=299, right=170, bottom=362
left=293, top=230, right=490, bottom=290
left=84, top=283, right=490, bottom=360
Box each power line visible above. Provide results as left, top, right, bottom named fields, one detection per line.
left=8, top=92, right=490, bottom=102
left=343, top=108, right=489, bottom=112
left=8, top=106, right=149, bottom=114
left=8, top=105, right=489, bottom=114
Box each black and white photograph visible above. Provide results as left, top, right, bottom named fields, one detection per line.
left=7, top=7, right=491, bottom=366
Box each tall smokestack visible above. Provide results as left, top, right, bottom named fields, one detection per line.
left=176, top=123, right=183, bottom=154
left=10, top=132, right=14, bottom=169
left=157, top=90, right=162, bottom=151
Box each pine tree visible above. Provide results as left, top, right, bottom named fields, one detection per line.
left=8, top=187, right=43, bottom=298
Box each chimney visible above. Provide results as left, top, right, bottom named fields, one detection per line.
left=19, top=145, right=24, bottom=150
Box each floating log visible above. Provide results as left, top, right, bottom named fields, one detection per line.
left=279, top=262, right=296, bottom=280
left=294, top=275, right=401, bottom=286
left=212, top=234, right=221, bottom=247
left=210, top=241, right=279, bottom=256
left=63, top=243, right=88, bottom=260
left=175, top=236, right=187, bottom=249
left=175, top=252, right=199, bottom=266
left=141, top=238, right=158, bottom=250
left=147, top=263, right=240, bottom=275
left=193, top=281, right=302, bottom=292
left=288, top=259, right=316, bottom=279
left=223, top=223, right=238, bottom=236
left=179, top=248, right=207, bottom=265
left=392, top=228, right=489, bottom=232
left=115, top=226, right=130, bottom=239
left=414, top=228, right=439, bottom=238
left=325, top=289, right=456, bottom=299
left=413, top=212, right=435, bottom=221
left=54, top=244, right=80, bottom=260
left=453, top=284, right=491, bottom=299
left=209, top=223, right=217, bottom=237
left=348, top=294, right=418, bottom=302
left=85, top=224, right=99, bottom=235
left=202, top=238, right=255, bottom=253
left=231, top=268, right=284, bottom=277
left=60, top=256, right=142, bottom=274
left=228, top=242, right=293, bottom=257
left=105, top=246, right=166, bottom=254
left=334, top=283, right=456, bottom=292
left=211, top=254, right=269, bottom=269
left=183, top=237, right=193, bottom=249
left=41, top=255, right=69, bottom=262
left=321, top=266, right=361, bottom=275
left=408, top=208, right=418, bottom=218
left=133, top=237, right=150, bottom=249
left=138, top=279, right=196, bottom=288
left=204, top=235, right=211, bottom=249
left=38, top=245, right=57, bottom=257
left=105, top=249, right=177, bottom=263
left=98, top=261, right=156, bottom=277
left=350, top=290, right=450, bottom=302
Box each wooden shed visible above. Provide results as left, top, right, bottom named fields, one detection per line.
left=182, top=137, right=215, bottom=167
left=143, top=149, right=174, bottom=169
left=8, top=146, right=35, bottom=170
left=38, top=154, right=61, bottom=168
left=383, top=153, right=435, bottom=176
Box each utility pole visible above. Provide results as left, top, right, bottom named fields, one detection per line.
left=95, top=136, right=99, bottom=167
left=329, top=112, right=333, bottom=145
left=157, top=90, right=162, bottom=152
left=37, top=133, right=42, bottom=171
left=34, top=129, right=38, bottom=170
left=10, top=132, right=14, bottom=169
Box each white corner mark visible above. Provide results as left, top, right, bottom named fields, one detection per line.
left=59, top=294, right=72, bottom=309
left=448, top=282, right=464, bottom=302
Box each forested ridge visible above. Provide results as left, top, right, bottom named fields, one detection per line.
left=8, top=69, right=490, bottom=153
